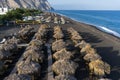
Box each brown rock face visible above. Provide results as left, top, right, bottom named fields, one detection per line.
left=0, top=0, right=53, bottom=10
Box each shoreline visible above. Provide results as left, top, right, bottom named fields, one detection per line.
left=78, top=21, right=120, bottom=40
left=53, top=11, right=120, bottom=39
left=51, top=13, right=120, bottom=79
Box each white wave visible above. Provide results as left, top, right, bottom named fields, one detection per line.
left=98, top=26, right=120, bottom=38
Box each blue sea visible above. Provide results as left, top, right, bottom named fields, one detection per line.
left=53, top=10, right=120, bottom=38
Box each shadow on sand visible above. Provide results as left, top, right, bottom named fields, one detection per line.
left=79, top=32, right=103, bottom=43
left=78, top=31, right=120, bottom=79
left=95, top=47, right=120, bottom=80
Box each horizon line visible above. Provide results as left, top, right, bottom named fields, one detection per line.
left=53, top=9, right=120, bottom=11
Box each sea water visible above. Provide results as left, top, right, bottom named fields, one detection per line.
left=54, top=10, right=120, bottom=38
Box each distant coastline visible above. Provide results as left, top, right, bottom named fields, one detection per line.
left=52, top=10, right=120, bottom=38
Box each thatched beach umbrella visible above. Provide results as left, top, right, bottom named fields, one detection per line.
left=35, top=32, right=48, bottom=40
left=53, top=32, right=64, bottom=40
left=53, top=26, right=64, bottom=39
left=19, top=25, right=33, bottom=34
left=52, top=39, right=66, bottom=51
left=40, top=24, right=48, bottom=30
left=70, top=31, right=82, bottom=44
left=54, top=26, right=62, bottom=34
left=2, top=43, right=17, bottom=51
left=77, top=40, right=87, bottom=49
left=80, top=44, right=96, bottom=56
left=38, top=27, right=47, bottom=35
left=17, top=57, right=41, bottom=75
left=67, top=27, right=75, bottom=34
left=26, top=45, right=40, bottom=51
left=29, top=39, right=43, bottom=47
left=34, top=33, right=44, bottom=40
left=53, top=48, right=73, bottom=60
left=54, top=74, right=77, bottom=80
left=89, top=59, right=111, bottom=76
left=23, top=49, right=44, bottom=63
left=4, top=73, right=32, bottom=80
left=37, top=24, right=48, bottom=39
left=67, top=27, right=82, bottom=44
left=52, top=59, right=78, bottom=75
left=60, top=17, right=66, bottom=24
left=18, top=25, right=34, bottom=40
left=7, top=36, right=21, bottom=44
left=84, top=53, right=101, bottom=62
left=54, top=17, right=58, bottom=24
left=71, top=32, right=82, bottom=40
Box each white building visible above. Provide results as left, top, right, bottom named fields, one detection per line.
left=23, top=16, right=34, bottom=21
left=0, top=7, right=8, bottom=15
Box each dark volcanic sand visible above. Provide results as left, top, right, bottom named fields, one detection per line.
left=55, top=17, right=120, bottom=80
left=0, top=14, right=120, bottom=80
left=0, top=24, right=40, bottom=41
left=0, top=25, right=19, bottom=41
left=46, top=15, right=120, bottom=79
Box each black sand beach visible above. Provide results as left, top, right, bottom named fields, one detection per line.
left=0, top=13, right=120, bottom=80
left=59, top=16, right=120, bottom=80
left=43, top=13, right=120, bottom=79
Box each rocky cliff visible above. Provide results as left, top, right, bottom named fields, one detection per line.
left=0, top=0, right=53, bottom=10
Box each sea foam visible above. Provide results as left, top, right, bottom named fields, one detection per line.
left=98, top=26, right=120, bottom=38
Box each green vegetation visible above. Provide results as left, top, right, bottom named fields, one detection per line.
left=0, top=8, right=43, bottom=25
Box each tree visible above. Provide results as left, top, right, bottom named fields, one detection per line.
left=0, top=8, right=43, bottom=25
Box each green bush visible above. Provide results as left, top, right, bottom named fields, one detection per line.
left=0, top=8, right=43, bottom=24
